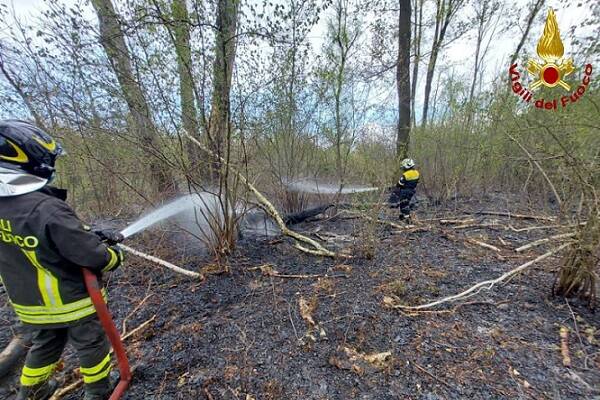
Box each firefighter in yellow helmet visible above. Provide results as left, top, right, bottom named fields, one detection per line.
left=389, top=158, right=420, bottom=221
left=0, top=120, right=123, bottom=400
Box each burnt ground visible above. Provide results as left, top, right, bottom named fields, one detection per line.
left=1, top=194, right=600, bottom=400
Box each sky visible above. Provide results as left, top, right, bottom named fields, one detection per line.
left=2, top=0, right=594, bottom=125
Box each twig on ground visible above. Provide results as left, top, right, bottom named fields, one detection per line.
left=412, top=361, right=454, bottom=388
left=122, top=293, right=153, bottom=335
left=418, top=215, right=470, bottom=222
left=469, top=211, right=557, bottom=222
left=442, top=231, right=501, bottom=252
left=454, top=300, right=510, bottom=310
left=565, top=299, right=587, bottom=357
left=440, top=218, right=478, bottom=225
left=122, top=315, right=156, bottom=341
left=509, top=223, right=585, bottom=233
left=120, top=244, right=201, bottom=278
left=560, top=326, right=572, bottom=367
left=49, top=379, right=83, bottom=400
left=341, top=210, right=414, bottom=230
left=274, top=273, right=347, bottom=279
left=393, top=243, right=572, bottom=310
left=247, top=265, right=347, bottom=279
left=453, top=223, right=505, bottom=230
left=467, top=238, right=502, bottom=252
left=515, top=232, right=577, bottom=253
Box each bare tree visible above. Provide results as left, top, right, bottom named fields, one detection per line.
left=468, top=0, right=501, bottom=104
left=0, top=48, right=46, bottom=129
left=421, top=0, right=465, bottom=126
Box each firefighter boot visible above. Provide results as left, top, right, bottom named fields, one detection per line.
left=399, top=213, right=412, bottom=223
left=16, top=379, right=58, bottom=400
left=83, top=379, right=112, bottom=400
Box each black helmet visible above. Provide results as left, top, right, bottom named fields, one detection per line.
left=0, top=120, right=64, bottom=179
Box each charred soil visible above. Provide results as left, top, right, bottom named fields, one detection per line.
left=1, top=194, right=599, bottom=399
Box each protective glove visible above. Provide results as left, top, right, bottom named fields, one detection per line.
left=93, top=229, right=124, bottom=246
left=102, top=245, right=124, bottom=273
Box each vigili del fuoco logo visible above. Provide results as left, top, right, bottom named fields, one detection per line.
left=509, top=8, right=593, bottom=110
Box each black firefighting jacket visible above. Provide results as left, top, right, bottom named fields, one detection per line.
left=0, top=186, right=122, bottom=328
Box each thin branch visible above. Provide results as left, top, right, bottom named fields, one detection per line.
left=394, top=243, right=572, bottom=310
left=515, top=232, right=577, bottom=253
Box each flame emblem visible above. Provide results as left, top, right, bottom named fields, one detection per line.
left=527, top=9, right=575, bottom=90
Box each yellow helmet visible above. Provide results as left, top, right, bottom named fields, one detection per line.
left=401, top=158, right=415, bottom=169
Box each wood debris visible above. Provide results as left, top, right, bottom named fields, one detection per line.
left=560, top=325, right=572, bottom=367
left=329, top=346, right=392, bottom=374
left=515, top=232, right=577, bottom=252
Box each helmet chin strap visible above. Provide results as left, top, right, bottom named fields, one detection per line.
left=0, top=166, right=48, bottom=197
left=47, top=171, right=56, bottom=184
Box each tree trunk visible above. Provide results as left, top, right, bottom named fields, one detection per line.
left=207, top=0, right=239, bottom=181
left=90, top=0, right=171, bottom=193
left=168, top=0, right=201, bottom=168
left=396, top=0, right=411, bottom=158
left=410, top=0, right=423, bottom=127
left=333, top=1, right=349, bottom=190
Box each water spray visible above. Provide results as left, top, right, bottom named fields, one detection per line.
left=82, top=199, right=207, bottom=400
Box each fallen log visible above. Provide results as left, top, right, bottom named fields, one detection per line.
left=284, top=204, right=334, bottom=226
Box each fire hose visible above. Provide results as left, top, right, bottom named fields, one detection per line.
left=82, top=269, right=131, bottom=400
left=82, top=232, right=132, bottom=400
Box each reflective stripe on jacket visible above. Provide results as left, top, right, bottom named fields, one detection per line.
left=0, top=186, right=120, bottom=328
left=398, top=168, right=420, bottom=190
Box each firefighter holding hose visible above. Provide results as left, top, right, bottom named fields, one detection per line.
left=0, top=120, right=123, bottom=400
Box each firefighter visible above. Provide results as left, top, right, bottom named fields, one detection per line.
left=0, top=120, right=124, bottom=400
left=390, top=158, right=420, bottom=220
